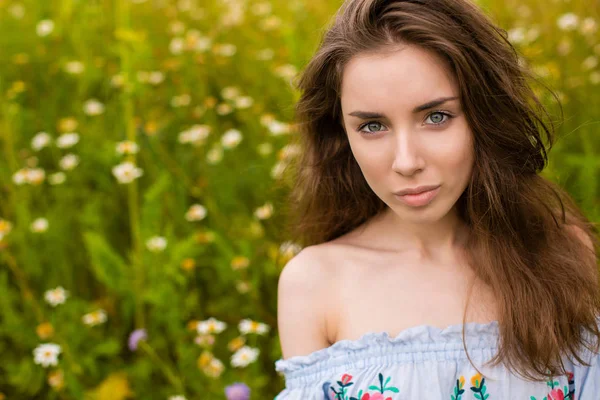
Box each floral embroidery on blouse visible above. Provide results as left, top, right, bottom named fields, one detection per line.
left=451, top=370, right=576, bottom=400
left=451, top=373, right=488, bottom=400
left=322, top=369, right=576, bottom=400
left=530, top=370, right=576, bottom=400
left=324, top=373, right=400, bottom=400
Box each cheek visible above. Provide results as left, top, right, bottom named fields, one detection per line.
left=436, top=131, right=475, bottom=181
left=429, top=123, right=473, bottom=163
left=348, top=141, right=386, bottom=186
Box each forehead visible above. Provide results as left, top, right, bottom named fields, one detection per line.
left=340, top=45, right=458, bottom=108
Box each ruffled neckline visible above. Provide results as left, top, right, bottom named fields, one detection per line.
left=275, top=320, right=500, bottom=375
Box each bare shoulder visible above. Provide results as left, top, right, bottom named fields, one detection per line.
left=276, top=244, right=335, bottom=360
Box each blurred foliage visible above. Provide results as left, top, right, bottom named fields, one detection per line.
left=0, top=0, right=598, bottom=398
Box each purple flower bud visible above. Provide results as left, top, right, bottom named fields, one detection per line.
left=128, top=328, right=147, bottom=351
left=225, top=382, right=250, bottom=400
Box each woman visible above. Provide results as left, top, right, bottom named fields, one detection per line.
left=274, top=0, right=600, bottom=398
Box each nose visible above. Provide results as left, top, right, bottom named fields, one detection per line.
left=391, top=130, right=425, bottom=176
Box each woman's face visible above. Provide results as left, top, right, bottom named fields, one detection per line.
left=340, top=44, right=474, bottom=222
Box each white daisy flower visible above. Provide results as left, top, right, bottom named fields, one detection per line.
left=194, top=37, right=212, bottom=52
left=254, top=203, right=273, bottom=220
left=194, top=334, right=215, bottom=347
left=33, top=343, right=61, bottom=367
left=267, top=120, right=291, bottom=136
left=44, top=287, right=68, bottom=307
left=234, top=96, right=254, bottom=109
left=197, top=317, right=227, bottom=335
left=83, top=99, right=105, bottom=116
left=177, top=125, right=211, bottom=145
left=204, top=358, right=224, bottom=378
left=260, top=16, right=282, bottom=31
left=221, top=86, right=241, bottom=100
left=168, top=396, right=187, bottom=400
left=215, top=103, right=233, bottom=115
left=115, top=141, right=139, bottom=155
left=507, top=27, right=526, bottom=44
left=64, top=61, right=85, bottom=74
left=36, top=20, right=54, bottom=37
left=580, top=18, right=597, bottom=35
left=49, top=172, right=66, bottom=185
left=206, top=147, right=223, bottom=164
left=557, top=13, right=579, bottom=31
left=25, top=168, right=46, bottom=185
left=169, top=37, right=185, bottom=55
left=82, top=309, right=107, bottom=326
left=59, top=154, right=79, bottom=171
left=56, top=133, right=79, bottom=149
left=169, top=21, right=186, bottom=35
left=582, top=56, right=598, bottom=70
left=171, top=94, right=191, bottom=107
left=146, top=236, right=167, bottom=252
left=112, top=161, right=143, bottom=184
left=31, top=218, right=49, bottom=233
left=148, top=71, right=164, bottom=85
left=238, top=318, right=270, bottom=335
left=31, top=132, right=52, bottom=151
left=185, top=204, right=207, bottom=221
left=221, top=129, right=242, bottom=149
left=274, top=64, right=298, bottom=80
left=214, top=43, right=236, bottom=57
left=12, top=169, right=28, bottom=185
left=230, top=346, right=260, bottom=367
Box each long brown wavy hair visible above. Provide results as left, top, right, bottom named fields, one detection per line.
left=279, top=0, right=600, bottom=383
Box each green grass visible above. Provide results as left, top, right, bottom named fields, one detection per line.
left=0, top=0, right=598, bottom=398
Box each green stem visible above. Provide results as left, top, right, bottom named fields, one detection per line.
left=1, top=250, right=44, bottom=323
left=138, top=341, right=185, bottom=394
left=0, top=94, right=45, bottom=324
left=116, top=0, right=145, bottom=330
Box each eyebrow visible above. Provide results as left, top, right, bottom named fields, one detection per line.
left=347, top=96, right=459, bottom=119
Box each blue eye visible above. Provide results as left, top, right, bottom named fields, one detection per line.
left=358, top=121, right=386, bottom=134
left=357, top=111, right=454, bottom=136
left=426, top=111, right=452, bottom=125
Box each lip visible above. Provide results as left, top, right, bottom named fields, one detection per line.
left=393, top=186, right=440, bottom=207
left=393, top=185, right=441, bottom=196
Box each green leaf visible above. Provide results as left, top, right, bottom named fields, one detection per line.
left=92, top=338, right=121, bottom=357
left=83, top=231, right=129, bottom=293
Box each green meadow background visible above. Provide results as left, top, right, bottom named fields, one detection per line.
left=0, top=0, right=598, bottom=398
